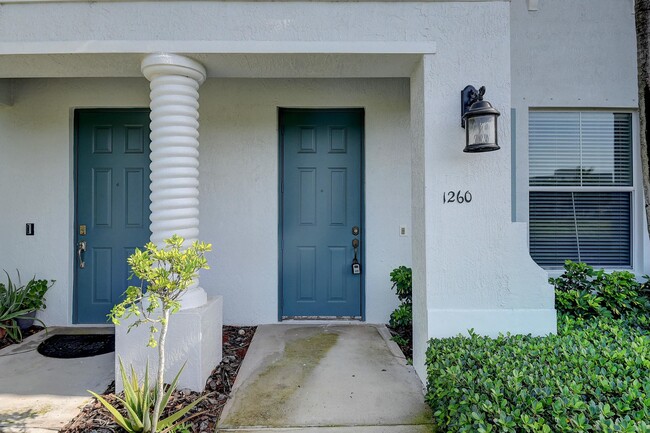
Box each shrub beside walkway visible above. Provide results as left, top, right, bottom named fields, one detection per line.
left=426, top=316, right=650, bottom=433
left=425, top=262, right=650, bottom=433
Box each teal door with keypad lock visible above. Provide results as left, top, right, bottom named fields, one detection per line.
left=74, top=110, right=151, bottom=323
left=280, top=109, right=363, bottom=318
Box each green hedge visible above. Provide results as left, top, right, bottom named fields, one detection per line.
left=550, top=261, right=650, bottom=326
left=425, top=316, right=650, bottom=432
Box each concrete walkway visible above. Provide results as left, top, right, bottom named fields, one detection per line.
left=217, top=325, right=434, bottom=433
left=0, top=327, right=114, bottom=433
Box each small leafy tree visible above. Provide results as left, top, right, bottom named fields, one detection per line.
left=109, top=235, right=212, bottom=433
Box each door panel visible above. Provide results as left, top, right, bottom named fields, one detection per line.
left=281, top=109, right=363, bottom=318
left=75, top=110, right=151, bottom=324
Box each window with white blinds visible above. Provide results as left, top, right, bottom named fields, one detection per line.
left=528, top=112, right=633, bottom=268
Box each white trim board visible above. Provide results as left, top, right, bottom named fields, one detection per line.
left=0, top=41, right=437, bottom=56
left=427, top=308, right=558, bottom=339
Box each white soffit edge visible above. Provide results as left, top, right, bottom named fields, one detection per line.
left=0, top=41, right=436, bottom=78
left=0, top=0, right=508, bottom=3
left=0, top=40, right=436, bottom=56
left=0, top=53, right=426, bottom=78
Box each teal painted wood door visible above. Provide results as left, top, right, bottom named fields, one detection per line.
left=75, top=110, right=151, bottom=324
left=280, top=109, right=363, bottom=318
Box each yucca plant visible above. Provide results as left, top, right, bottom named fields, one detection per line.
left=0, top=271, right=47, bottom=341
left=89, top=358, right=205, bottom=433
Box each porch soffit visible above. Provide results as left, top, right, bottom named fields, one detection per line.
left=0, top=0, right=506, bottom=3
left=0, top=41, right=435, bottom=79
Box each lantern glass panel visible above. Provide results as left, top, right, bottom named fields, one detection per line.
left=467, top=115, right=496, bottom=146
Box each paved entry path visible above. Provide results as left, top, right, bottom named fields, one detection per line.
left=0, top=327, right=114, bottom=433
left=217, top=325, right=434, bottom=433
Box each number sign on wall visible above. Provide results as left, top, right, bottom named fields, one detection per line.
left=443, top=190, right=472, bottom=204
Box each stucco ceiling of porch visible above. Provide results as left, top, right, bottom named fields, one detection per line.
left=0, top=52, right=423, bottom=79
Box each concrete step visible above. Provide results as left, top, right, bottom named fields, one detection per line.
left=217, top=425, right=435, bottom=433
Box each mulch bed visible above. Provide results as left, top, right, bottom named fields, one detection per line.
left=59, top=326, right=256, bottom=433
left=0, top=326, right=44, bottom=351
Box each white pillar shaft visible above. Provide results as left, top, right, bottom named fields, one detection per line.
left=142, top=53, right=207, bottom=309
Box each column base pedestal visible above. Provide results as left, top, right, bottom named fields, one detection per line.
left=115, top=296, right=223, bottom=392
left=180, top=286, right=208, bottom=310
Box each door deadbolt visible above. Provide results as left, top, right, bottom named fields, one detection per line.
left=352, top=226, right=360, bottom=236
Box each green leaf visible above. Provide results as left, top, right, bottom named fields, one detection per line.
left=88, top=391, right=134, bottom=432
left=158, top=393, right=208, bottom=430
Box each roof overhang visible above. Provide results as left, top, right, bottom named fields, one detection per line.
left=0, top=41, right=435, bottom=79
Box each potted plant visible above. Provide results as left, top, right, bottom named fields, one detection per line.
left=0, top=271, right=53, bottom=341
left=16, top=276, right=54, bottom=330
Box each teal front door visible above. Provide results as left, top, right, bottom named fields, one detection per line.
left=280, top=109, right=363, bottom=318
left=75, top=110, right=151, bottom=324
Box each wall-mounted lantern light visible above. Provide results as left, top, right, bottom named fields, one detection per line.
left=461, top=85, right=501, bottom=153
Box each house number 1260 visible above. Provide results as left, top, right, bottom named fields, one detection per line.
left=443, top=190, right=472, bottom=204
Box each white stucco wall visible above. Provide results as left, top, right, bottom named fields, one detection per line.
left=0, top=1, right=462, bottom=47
left=199, top=78, right=412, bottom=324
left=0, top=0, right=635, bottom=388
left=409, top=57, right=430, bottom=383
left=410, top=2, right=556, bottom=379
left=0, top=78, right=150, bottom=327
left=511, top=0, right=649, bottom=274
left=0, top=77, right=411, bottom=327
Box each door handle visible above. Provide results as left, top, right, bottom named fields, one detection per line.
left=78, top=241, right=87, bottom=269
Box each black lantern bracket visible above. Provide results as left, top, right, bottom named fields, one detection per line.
left=461, top=85, right=485, bottom=128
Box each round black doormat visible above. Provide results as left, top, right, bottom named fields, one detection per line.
left=37, top=334, right=115, bottom=359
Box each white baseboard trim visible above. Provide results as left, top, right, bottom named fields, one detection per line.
left=427, top=308, right=557, bottom=339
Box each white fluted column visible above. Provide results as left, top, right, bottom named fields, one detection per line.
left=142, top=53, right=207, bottom=310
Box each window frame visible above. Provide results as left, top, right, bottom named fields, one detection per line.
left=527, top=108, right=642, bottom=272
